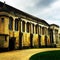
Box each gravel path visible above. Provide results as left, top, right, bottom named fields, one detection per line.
left=0, top=48, right=60, bottom=60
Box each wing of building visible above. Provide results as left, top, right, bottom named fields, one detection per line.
left=0, top=1, right=59, bottom=50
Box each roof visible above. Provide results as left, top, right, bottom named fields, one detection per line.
left=50, top=24, right=59, bottom=28
left=0, top=1, right=49, bottom=26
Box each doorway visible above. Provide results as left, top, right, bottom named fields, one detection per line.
left=9, top=37, right=16, bottom=50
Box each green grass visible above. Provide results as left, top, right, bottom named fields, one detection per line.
left=30, top=50, right=60, bottom=60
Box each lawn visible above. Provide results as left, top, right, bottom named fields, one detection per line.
left=30, top=50, right=60, bottom=60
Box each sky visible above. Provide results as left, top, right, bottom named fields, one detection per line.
left=0, top=0, right=60, bottom=26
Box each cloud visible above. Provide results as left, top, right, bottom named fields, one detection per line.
left=0, top=0, right=60, bottom=26
left=32, top=0, right=60, bottom=26
left=37, top=0, right=56, bottom=7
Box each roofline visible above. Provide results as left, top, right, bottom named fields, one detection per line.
left=50, top=24, right=59, bottom=28
left=0, top=1, right=49, bottom=26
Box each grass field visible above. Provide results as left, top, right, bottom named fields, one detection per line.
left=30, top=50, right=60, bottom=60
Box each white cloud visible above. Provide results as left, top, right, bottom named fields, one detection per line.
left=0, top=0, right=60, bottom=26
left=34, top=0, right=60, bottom=26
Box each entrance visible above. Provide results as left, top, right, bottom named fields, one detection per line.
left=9, top=37, right=16, bottom=50
left=38, top=35, right=41, bottom=48
left=19, top=32, right=23, bottom=49
left=45, top=35, right=47, bottom=47
left=30, top=33, right=33, bottom=48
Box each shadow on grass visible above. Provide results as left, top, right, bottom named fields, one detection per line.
left=29, top=50, right=60, bottom=60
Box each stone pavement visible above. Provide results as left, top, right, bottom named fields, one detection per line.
left=0, top=48, right=60, bottom=60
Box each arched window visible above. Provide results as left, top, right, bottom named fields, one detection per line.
left=42, top=27, right=44, bottom=35
left=35, top=24, right=38, bottom=34
left=40, top=26, right=41, bottom=35
left=26, top=22, right=31, bottom=33
left=9, top=17, right=13, bottom=30
left=45, top=28, right=48, bottom=35
left=27, top=22, right=29, bottom=32
left=15, top=19, right=19, bottom=31
left=22, top=21, right=25, bottom=32
left=1, top=18, right=4, bottom=23
left=32, top=24, right=34, bottom=33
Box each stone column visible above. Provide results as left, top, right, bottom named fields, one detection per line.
left=38, top=26, right=40, bottom=35
left=34, top=24, right=36, bottom=34
left=39, top=26, right=41, bottom=35
left=47, top=28, right=48, bottom=35
left=41, top=26, right=42, bottom=35
left=25, top=21, right=27, bottom=33
left=21, top=21, right=22, bottom=32
left=38, top=25, right=39, bottom=35
left=31, top=23, right=33, bottom=34
left=53, top=29, right=56, bottom=44
left=29, top=23, right=31, bottom=33
left=19, top=21, right=21, bottom=32
left=13, top=18, right=15, bottom=31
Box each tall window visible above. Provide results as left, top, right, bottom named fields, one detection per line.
left=27, top=22, right=29, bottom=32
left=22, top=21, right=25, bottom=32
left=1, top=18, right=4, bottom=23
left=40, top=26, right=41, bottom=35
left=45, top=28, right=47, bottom=35
left=55, top=30, right=58, bottom=44
left=42, top=27, right=44, bottom=35
left=32, top=24, right=34, bottom=33
left=35, top=24, right=38, bottom=34
left=15, top=19, right=18, bottom=31
left=9, top=17, right=13, bottom=30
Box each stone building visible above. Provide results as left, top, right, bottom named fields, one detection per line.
left=50, top=24, right=59, bottom=47
left=0, top=1, right=59, bottom=50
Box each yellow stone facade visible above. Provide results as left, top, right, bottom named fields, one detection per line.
left=0, top=2, right=59, bottom=50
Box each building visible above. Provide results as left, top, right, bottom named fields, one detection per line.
left=50, top=24, right=59, bottom=47
left=0, top=1, right=59, bottom=50
left=58, top=28, right=60, bottom=47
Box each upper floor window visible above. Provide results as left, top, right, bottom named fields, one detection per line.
left=35, top=24, right=38, bottom=34
left=9, top=17, right=13, bottom=30
left=15, top=19, right=18, bottom=31
left=45, top=28, right=47, bottom=35
left=42, top=27, right=44, bottom=35
left=27, top=22, right=31, bottom=33
left=22, top=21, right=25, bottom=32
left=32, top=24, right=34, bottom=33
left=1, top=18, right=4, bottom=23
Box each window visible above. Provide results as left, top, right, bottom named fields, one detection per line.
left=42, top=27, right=44, bottom=35
left=35, top=24, right=38, bottom=34
left=15, top=19, right=18, bottom=31
left=32, top=24, right=34, bottom=33
left=27, top=22, right=29, bottom=32
left=1, top=18, right=4, bottom=23
left=45, top=28, right=47, bottom=35
left=55, top=30, right=58, bottom=44
left=22, top=21, right=25, bottom=32
left=9, top=17, right=13, bottom=30
left=40, top=26, right=41, bottom=34
left=27, top=22, right=31, bottom=32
